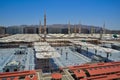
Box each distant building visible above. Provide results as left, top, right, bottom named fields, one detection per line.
left=1, top=24, right=112, bottom=34
left=6, top=26, right=23, bottom=34
left=61, top=28, right=68, bottom=34
left=111, top=30, right=120, bottom=34
left=48, top=27, right=61, bottom=34
left=0, top=27, right=6, bottom=34
left=23, top=27, right=37, bottom=34
left=81, top=28, right=89, bottom=34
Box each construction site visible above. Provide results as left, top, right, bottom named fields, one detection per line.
left=0, top=13, right=120, bottom=80
left=0, top=32, right=120, bottom=80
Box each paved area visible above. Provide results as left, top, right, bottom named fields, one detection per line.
left=0, top=48, right=35, bottom=72
left=53, top=46, right=91, bottom=67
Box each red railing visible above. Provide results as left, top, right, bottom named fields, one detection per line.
left=0, top=70, right=38, bottom=80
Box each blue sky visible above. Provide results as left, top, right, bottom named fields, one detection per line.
left=0, top=0, right=120, bottom=30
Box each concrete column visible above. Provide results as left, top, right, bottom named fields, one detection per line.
left=68, top=21, right=70, bottom=34
left=44, top=11, right=47, bottom=40
left=74, top=24, right=76, bottom=34
left=39, top=21, right=42, bottom=34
